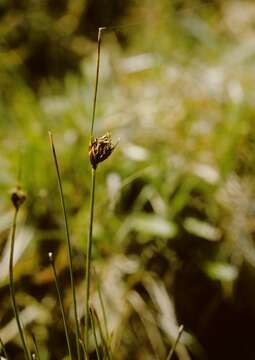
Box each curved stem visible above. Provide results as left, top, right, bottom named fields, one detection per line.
left=85, top=168, right=96, bottom=349
left=49, top=132, right=81, bottom=360
left=9, top=208, right=31, bottom=360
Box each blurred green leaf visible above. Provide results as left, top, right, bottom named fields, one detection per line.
left=183, top=217, right=221, bottom=241
left=204, top=262, right=238, bottom=282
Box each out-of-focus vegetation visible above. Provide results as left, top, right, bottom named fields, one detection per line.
left=1, top=0, right=255, bottom=359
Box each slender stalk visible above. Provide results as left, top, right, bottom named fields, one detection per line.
left=0, top=337, right=9, bottom=360
left=9, top=208, right=30, bottom=360
left=90, top=27, right=106, bottom=141
left=85, top=168, right=96, bottom=349
left=92, top=307, right=111, bottom=360
left=79, top=339, right=88, bottom=359
left=49, top=132, right=81, bottom=360
left=94, top=267, right=109, bottom=342
left=166, top=325, right=184, bottom=360
left=85, top=26, right=105, bottom=351
left=89, top=308, right=101, bottom=360
left=31, top=334, right=40, bottom=360
left=48, top=253, right=73, bottom=360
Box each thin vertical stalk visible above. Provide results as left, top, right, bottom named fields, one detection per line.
left=89, top=308, right=101, bottom=360
left=90, top=27, right=106, bottom=141
left=49, top=132, right=81, bottom=360
left=9, top=208, right=30, bottom=360
left=85, top=168, right=96, bottom=349
left=48, top=253, right=73, bottom=360
left=94, top=267, right=109, bottom=343
left=92, top=307, right=111, bottom=360
left=31, top=334, right=40, bottom=360
left=85, top=26, right=105, bottom=351
left=0, top=337, right=9, bottom=360
left=79, top=339, right=88, bottom=359
left=166, top=325, right=184, bottom=360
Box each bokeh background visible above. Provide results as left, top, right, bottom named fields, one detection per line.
left=1, top=0, right=255, bottom=359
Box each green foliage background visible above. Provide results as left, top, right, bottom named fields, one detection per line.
left=1, top=0, right=255, bottom=359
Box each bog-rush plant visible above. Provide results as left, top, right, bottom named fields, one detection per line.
left=85, top=26, right=116, bottom=350
left=48, top=27, right=116, bottom=359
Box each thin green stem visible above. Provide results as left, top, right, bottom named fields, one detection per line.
left=79, top=339, right=88, bottom=360
left=85, top=25, right=105, bottom=354
left=90, top=27, right=106, bottom=141
left=94, top=267, right=109, bottom=343
left=48, top=253, right=73, bottom=360
left=89, top=308, right=101, bottom=360
left=49, top=132, right=81, bottom=360
left=85, top=168, right=96, bottom=349
left=166, top=325, right=184, bottom=360
left=31, top=334, right=40, bottom=360
left=9, top=208, right=31, bottom=360
left=92, top=307, right=111, bottom=360
left=0, top=337, right=9, bottom=360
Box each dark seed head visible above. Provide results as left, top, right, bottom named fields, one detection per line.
left=89, top=132, right=116, bottom=169
left=11, top=186, right=26, bottom=210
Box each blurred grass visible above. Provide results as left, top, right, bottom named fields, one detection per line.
left=1, top=0, right=255, bottom=359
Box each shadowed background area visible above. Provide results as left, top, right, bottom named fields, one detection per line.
left=1, top=0, right=255, bottom=359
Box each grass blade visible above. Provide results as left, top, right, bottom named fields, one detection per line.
left=166, top=325, right=184, bottom=360
left=0, top=337, right=9, bottom=360
left=49, top=132, right=81, bottom=360
left=89, top=308, right=101, bottom=360
left=93, top=267, right=109, bottom=343
left=48, top=252, right=73, bottom=360
left=31, top=333, right=40, bottom=360
left=91, top=307, right=112, bottom=360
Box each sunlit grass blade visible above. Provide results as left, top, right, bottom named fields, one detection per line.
left=49, top=131, right=81, bottom=360
left=48, top=252, right=73, bottom=360
left=79, top=339, right=88, bottom=360
left=0, top=337, right=9, bottom=360
left=89, top=308, right=101, bottom=360
left=93, top=267, right=110, bottom=344
left=31, top=333, right=40, bottom=360
left=91, top=307, right=112, bottom=360
left=166, top=325, right=184, bottom=360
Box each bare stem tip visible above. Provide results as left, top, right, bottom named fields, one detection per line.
left=98, top=27, right=106, bottom=41
left=48, top=252, right=53, bottom=262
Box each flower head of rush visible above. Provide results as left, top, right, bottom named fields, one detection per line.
left=89, top=132, right=116, bottom=169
